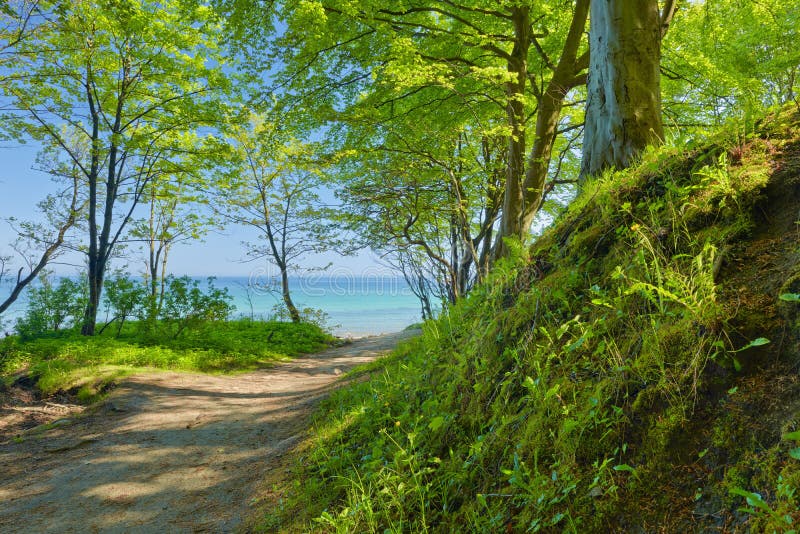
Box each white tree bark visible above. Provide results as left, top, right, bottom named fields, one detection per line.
left=581, top=0, right=664, bottom=179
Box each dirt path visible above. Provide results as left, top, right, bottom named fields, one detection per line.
left=0, top=330, right=415, bottom=533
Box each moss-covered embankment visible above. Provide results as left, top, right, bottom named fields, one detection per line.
left=269, top=108, right=800, bottom=532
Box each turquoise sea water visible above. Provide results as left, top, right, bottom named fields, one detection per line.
left=0, top=275, right=422, bottom=337
left=220, top=276, right=422, bottom=336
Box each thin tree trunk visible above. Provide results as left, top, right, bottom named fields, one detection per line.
left=0, top=177, right=80, bottom=315
left=519, top=0, right=589, bottom=232
left=494, top=6, right=530, bottom=260
left=280, top=265, right=300, bottom=323
left=159, top=243, right=170, bottom=311
left=81, top=65, right=102, bottom=336
left=580, top=0, right=664, bottom=179
left=494, top=1, right=589, bottom=259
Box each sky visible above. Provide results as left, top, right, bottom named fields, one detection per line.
left=0, top=5, right=399, bottom=280
left=0, top=141, right=389, bottom=278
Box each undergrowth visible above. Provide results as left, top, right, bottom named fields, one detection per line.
left=0, top=319, right=333, bottom=401
left=265, top=108, right=800, bottom=532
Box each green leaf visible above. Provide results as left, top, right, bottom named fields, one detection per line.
left=523, top=376, right=537, bottom=393
left=783, top=430, right=800, bottom=441
left=731, top=337, right=771, bottom=353
left=566, top=335, right=586, bottom=352
left=779, top=293, right=800, bottom=302
left=789, top=447, right=800, bottom=460
left=613, top=464, right=636, bottom=474
left=428, top=416, right=445, bottom=431
left=730, top=488, right=770, bottom=511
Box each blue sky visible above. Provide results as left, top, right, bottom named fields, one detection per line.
left=0, top=141, right=386, bottom=278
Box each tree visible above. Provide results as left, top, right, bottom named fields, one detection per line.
left=0, top=135, right=83, bottom=316
left=581, top=0, right=676, bottom=177
left=0, top=0, right=39, bottom=76
left=236, top=0, right=590, bottom=260
left=0, top=1, right=83, bottom=317
left=131, top=161, right=217, bottom=317
left=661, top=0, right=800, bottom=129
left=0, top=0, right=229, bottom=334
left=220, top=116, right=339, bottom=323
left=339, top=126, right=505, bottom=305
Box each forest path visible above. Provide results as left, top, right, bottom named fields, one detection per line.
left=0, top=330, right=415, bottom=533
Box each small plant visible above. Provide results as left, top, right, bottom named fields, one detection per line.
left=695, top=153, right=739, bottom=212
left=730, top=482, right=798, bottom=533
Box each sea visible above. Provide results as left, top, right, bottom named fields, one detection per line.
left=0, top=275, right=424, bottom=338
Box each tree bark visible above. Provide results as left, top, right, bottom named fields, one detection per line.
left=580, top=0, right=664, bottom=179
left=280, top=265, right=301, bottom=323
left=519, top=0, right=589, bottom=233
left=81, top=64, right=102, bottom=336
left=493, top=0, right=589, bottom=259
left=494, top=6, right=530, bottom=260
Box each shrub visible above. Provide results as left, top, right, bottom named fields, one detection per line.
left=100, top=275, right=148, bottom=336
left=15, top=274, right=87, bottom=338
left=159, top=276, right=235, bottom=338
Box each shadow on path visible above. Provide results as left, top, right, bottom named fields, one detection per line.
left=0, top=330, right=416, bottom=533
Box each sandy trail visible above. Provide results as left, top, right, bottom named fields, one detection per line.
left=0, top=330, right=414, bottom=533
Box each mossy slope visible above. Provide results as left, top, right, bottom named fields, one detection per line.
left=275, top=108, right=800, bottom=532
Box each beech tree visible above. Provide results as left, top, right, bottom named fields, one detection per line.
left=220, top=116, right=339, bottom=323
left=230, top=0, right=590, bottom=259
left=0, top=0, right=39, bottom=77
left=131, top=165, right=215, bottom=315
left=662, top=0, right=800, bottom=128
left=1, top=0, right=228, bottom=334
left=581, top=0, right=676, bottom=177
left=0, top=138, right=83, bottom=316
left=339, top=126, right=505, bottom=304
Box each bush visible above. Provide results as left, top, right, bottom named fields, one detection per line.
left=158, top=276, right=235, bottom=338
left=15, top=274, right=87, bottom=338
left=100, top=275, right=148, bottom=336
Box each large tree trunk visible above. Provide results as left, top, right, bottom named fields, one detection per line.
left=581, top=0, right=664, bottom=179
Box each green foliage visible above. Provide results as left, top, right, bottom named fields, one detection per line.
left=101, top=275, right=148, bottom=336
left=0, top=0, right=233, bottom=332
left=15, top=274, right=87, bottom=339
left=264, top=110, right=800, bottom=531
left=663, top=0, right=800, bottom=130
left=158, top=276, right=235, bottom=338
left=270, top=304, right=336, bottom=333
left=0, top=319, right=333, bottom=400
left=99, top=275, right=235, bottom=338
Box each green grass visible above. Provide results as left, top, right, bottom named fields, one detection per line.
left=0, top=319, right=333, bottom=401
left=262, top=107, right=800, bottom=532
